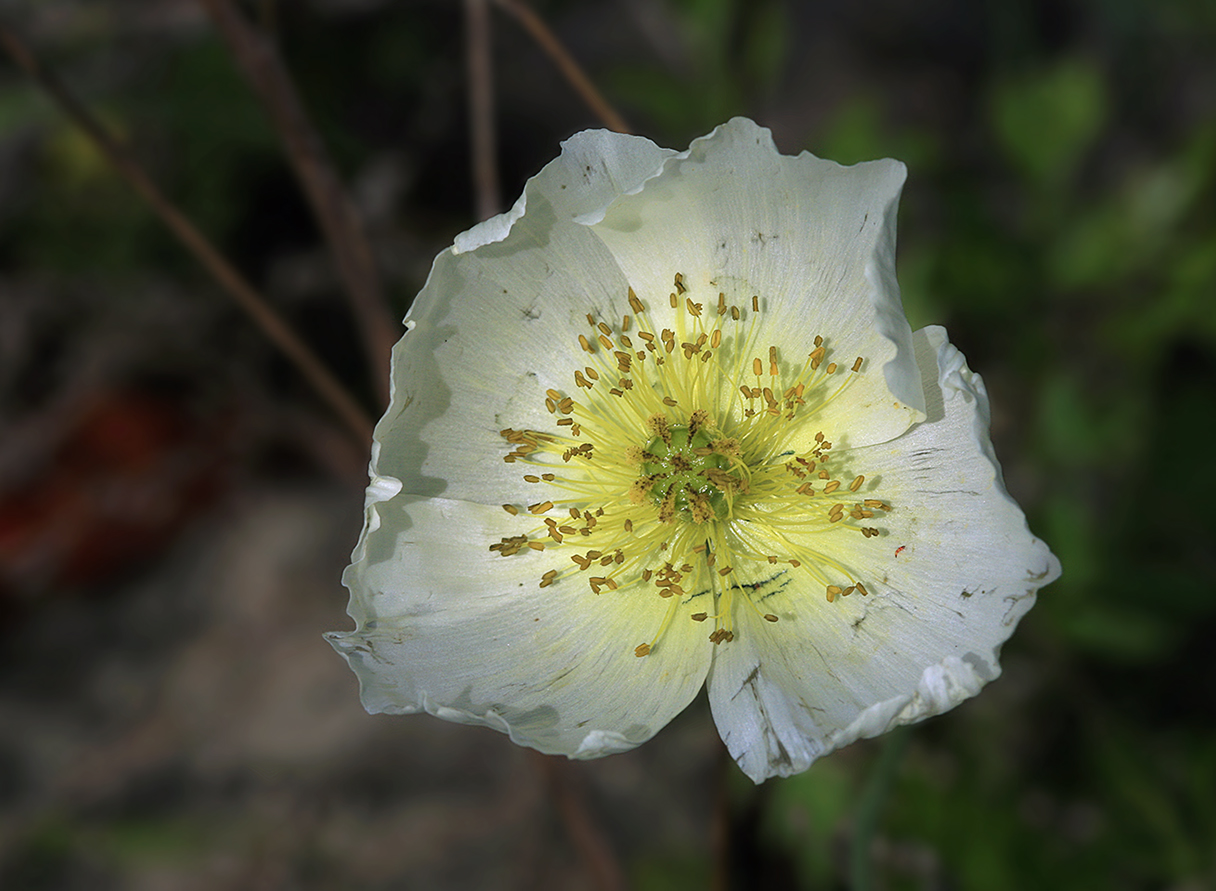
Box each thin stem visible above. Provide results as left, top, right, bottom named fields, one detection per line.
left=850, top=726, right=912, bottom=891
left=533, top=752, right=627, bottom=891
left=491, top=0, right=632, bottom=133
left=197, top=0, right=397, bottom=409
left=465, top=0, right=501, bottom=221
left=710, top=742, right=732, bottom=891
left=0, top=23, right=374, bottom=446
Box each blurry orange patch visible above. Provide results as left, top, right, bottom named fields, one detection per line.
left=0, top=389, right=229, bottom=599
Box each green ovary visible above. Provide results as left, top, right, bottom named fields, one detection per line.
left=641, top=425, right=742, bottom=523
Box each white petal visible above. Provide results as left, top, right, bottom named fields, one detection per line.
left=329, top=497, right=712, bottom=758
left=374, top=131, right=676, bottom=505
left=706, top=325, right=1059, bottom=783
left=456, top=129, right=674, bottom=251
left=589, top=117, right=925, bottom=448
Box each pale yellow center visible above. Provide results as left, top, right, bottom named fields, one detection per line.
left=491, top=273, right=891, bottom=656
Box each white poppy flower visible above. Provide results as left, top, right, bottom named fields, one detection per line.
left=326, top=118, right=1061, bottom=783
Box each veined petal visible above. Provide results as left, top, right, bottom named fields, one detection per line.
left=706, top=325, right=1059, bottom=782
left=373, top=131, right=677, bottom=504
left=589, top=118, right=924, bottom=449
left=329, top=496, right=712, bottom=758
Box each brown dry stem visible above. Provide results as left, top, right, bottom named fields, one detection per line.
left=198, top=0, right=397, bottom=409
left=0, top=23, right=374, bottom=446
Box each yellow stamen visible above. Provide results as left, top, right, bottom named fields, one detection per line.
left=493, top=275, right=886, bottom=655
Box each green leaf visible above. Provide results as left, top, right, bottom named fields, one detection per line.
left=990, top=57, right=1108, bottom=185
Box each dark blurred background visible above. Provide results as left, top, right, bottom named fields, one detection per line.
left=1, top=1, right=1214, bottom=889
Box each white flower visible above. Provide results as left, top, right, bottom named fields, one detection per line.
left=326, top=118, right=1061, bottom=783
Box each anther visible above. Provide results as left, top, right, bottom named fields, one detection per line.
left=634, top=643, right=651, bottom=657
left=502, top=504, right=519, bottom=515
left=850, top=475, right=865, bottom=492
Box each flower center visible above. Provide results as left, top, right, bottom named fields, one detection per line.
left=636, top=416, right=746, bottom=524
left=492, top=272, right=891, bottom=657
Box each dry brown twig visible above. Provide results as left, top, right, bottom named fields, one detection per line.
left=491, top=0, right=632, bottom=134
left=0, top=22, right=375, bottom=446
left=533, top=753, right=628, bottom=891
left=711, top=743, right=733, bottom=891
left=197, top=0, right=397, bottom=409
left=465, top=0, right=501, bottom=221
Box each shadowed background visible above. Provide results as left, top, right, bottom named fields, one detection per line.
left=1, top=1, right=1214, bottom=889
